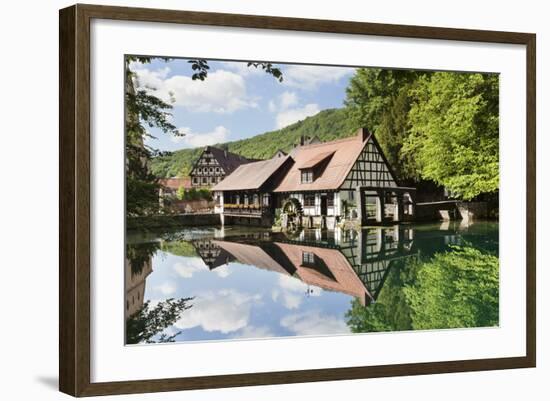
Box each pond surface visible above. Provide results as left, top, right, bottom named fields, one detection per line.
left=125, top=221, right=499, bottom=344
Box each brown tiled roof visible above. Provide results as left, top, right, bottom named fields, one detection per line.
left=212, top=239, right=371, bottom=305
left=206, top=146, right=255, bottom=174
left=211, top=155, right=292, bottom=191
left=299, top=150, right=335, bottom=169
left=212, top=240, right=291, bottom=276
left=158, top=177, right=192, bottom=190
left=273, top=133, right=368, bottom=192
left=275, top=243, right=371, bottom=304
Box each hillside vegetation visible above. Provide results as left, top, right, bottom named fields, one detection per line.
left=150, top=108, right=357, bottom=178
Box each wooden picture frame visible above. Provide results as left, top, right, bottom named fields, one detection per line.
left=59, top=3, right=536, bottom=397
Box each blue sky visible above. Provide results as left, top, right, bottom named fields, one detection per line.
left=129, top=58, right=356, bottom=152
left=142, top=248, right=353, bottom=343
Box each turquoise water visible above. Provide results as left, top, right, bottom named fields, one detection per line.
left=125, top=221, right=499, bottom=344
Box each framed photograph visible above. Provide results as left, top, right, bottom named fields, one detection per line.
left=59, top=4, right=536, bottom=397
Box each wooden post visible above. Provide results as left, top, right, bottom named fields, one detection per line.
left=394, top=193, right=404, bottom=222
left=376, top=190, right=384, bottom=223
left=356, top=187, right=366, bottom=226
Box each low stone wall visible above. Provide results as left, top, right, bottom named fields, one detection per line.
left=416, top=201, right=489, bottom=222
left=165, top=199, right=215, bottom=214
left=223, top=215, right=273, bottom=227
left=127, top=213, right=220, bottom=230
left=457, top=201, right=489, bottom=222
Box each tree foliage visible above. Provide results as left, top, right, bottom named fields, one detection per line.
left=404, top=72, right=499, bottom=199
left=346, top=246, right=499, bottom=333
left=345, top=68, right=422, bottom=180
left=150, top=108, right=357, bottom=178
left=126, top=57, right=284, bottom=215
left=404, top=246, right=499, bottom=330
left=126, top=298, right=193, bottom=344
left=125, top=56, right=177, bottom=217
left=345, top=68, right=499, bottom=199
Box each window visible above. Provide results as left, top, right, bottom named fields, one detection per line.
left=202, top=177, right=207, bottom=184
left=301, top=169, right=313, bottom=183
left=253, top=194, right=259, bottom=206
left=215, top=167, right=220, bottom=173
left=244, top=194, right=249, bottom=206
left=304, top=194, right=315, bottom=207
left=209, top=167, right=214, bottom=173
left=302, top=251, right=315, bottom=265
left=327, top=193, right=334, bottom=207
left=262, top=194, right=270, bottom=206
left=235, top=195, right=240, bottom=205
left=192, top=177, right=198, bottom=184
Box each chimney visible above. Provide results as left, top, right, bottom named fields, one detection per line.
left=358, top=127, right=370, bottom=142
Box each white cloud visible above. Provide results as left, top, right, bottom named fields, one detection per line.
left=280, top=311, right=350, bottom=336
left=232, top=325, right=274, bottom=339
left=276, top=275, right=322, bottom=309
left=173, top=126, right=230, bottom=148
left=283, top=65, right=355, bottom=90
left=268, top=100, right=277, bottom=113
left=275, top=103, right=320, bottom=129
left=268, top=91, right=298, bottom=113
left=131, top=64, right=258, bottom=113
left=214, top=265, right=231, bottom=278
left=174, top=289, right=261, bottom=334
left=173, top=259, right=208, bottom=278
left=154, top=282, right=177, bottom=296
left=279, top=91, right=299, bottom=109
left=221, top=61, right=265, bottom=77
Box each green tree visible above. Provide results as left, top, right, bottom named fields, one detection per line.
left=404, top=246, right=499, bottom=330
left=403, top=72, right=499, bottom=200
left=126, top=57, right=284, bottom=216
left=125, top=56, right=177, bottom=217
left=126, top=241, right=159, bottom=276
left=126, top=298, right=193, bottom=344
left=346, top=246, right=499, bottom=333
left=198, top=188, right=212, bottom=201
left=176, top=186, right=186, bottom=200
left=346, top=258, right=414, bottom=333
left=345, top=68, right=423, bottom=180
left=150, top=108, right=356, bottom=178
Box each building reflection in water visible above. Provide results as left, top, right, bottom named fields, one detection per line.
left=125, top=223, right=473, bottom=320
left=125, top=256, right=153, bottom=319
left=192, top=226, right=419, bottom=307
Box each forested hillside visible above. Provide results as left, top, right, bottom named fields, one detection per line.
left=150, top=108, right=357, bottom=178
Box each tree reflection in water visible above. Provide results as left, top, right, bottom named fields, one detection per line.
left=346, top=245, right=498, bottom=332
left=125, top=238, right=194, bottom=344
left=126, top=298, right=193, bottom=344
left=124, top=221, right=499, bottom=342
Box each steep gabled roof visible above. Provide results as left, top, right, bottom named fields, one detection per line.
left=273, top=132, right=368, bottom=192
left=212, top=239, right=372, bottom=304
left=211, top=155, right=293, bottom=191
left=194, top=146, right=254, bottom=174
left=158, top=177, right=192, bottom=190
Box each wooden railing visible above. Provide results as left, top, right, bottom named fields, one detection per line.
left=222, top=204, right=269, bottom=216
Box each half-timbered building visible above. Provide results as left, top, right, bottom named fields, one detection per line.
left=189, top=146, right=254, bottom=188
left=212, top=128, right=416, bottom=227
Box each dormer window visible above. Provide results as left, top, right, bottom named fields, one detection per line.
left=301, top=169, right=314, bottom=184
left=302, top=251, right=315, bottom=265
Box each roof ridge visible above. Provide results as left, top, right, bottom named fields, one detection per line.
left=295, top=135, right=359, bottom=149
